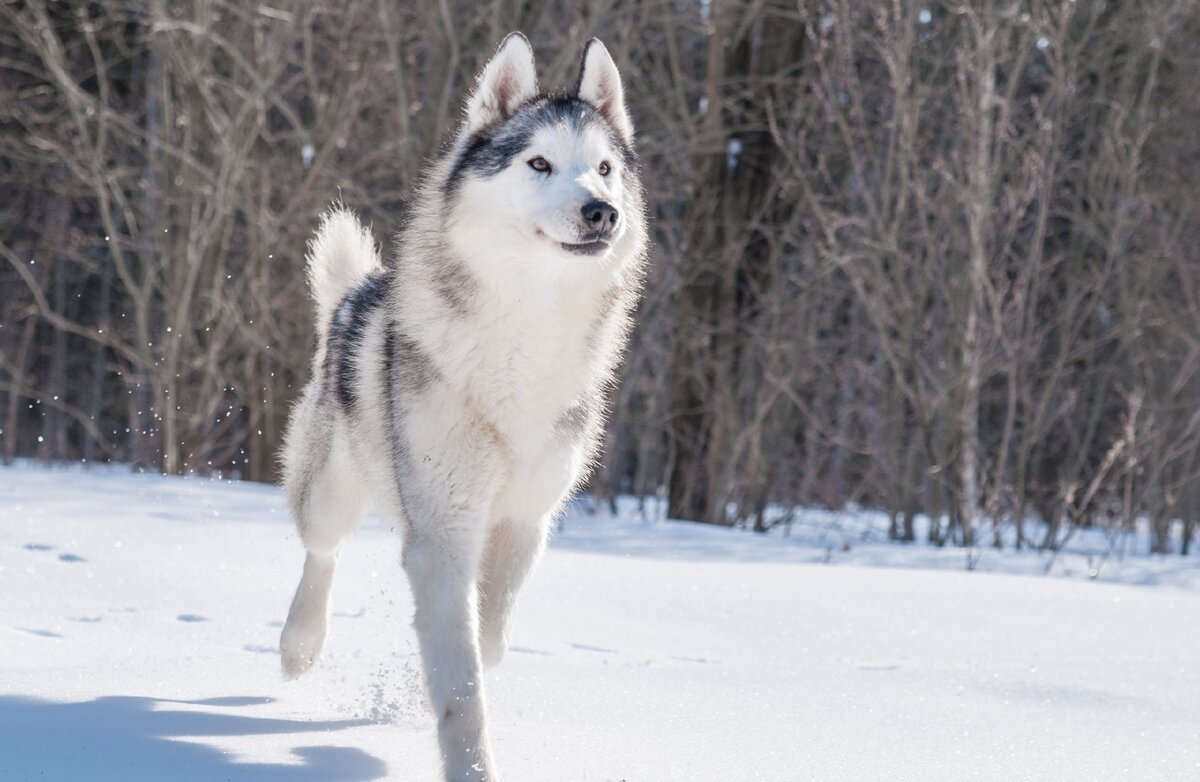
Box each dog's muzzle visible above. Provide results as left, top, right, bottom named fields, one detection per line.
left=581, top=200, right=619, bottom=235
left=562, top=200, right=619, bottom=255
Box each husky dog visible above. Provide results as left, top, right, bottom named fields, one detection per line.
left=278, top=33, right=646, bottom=781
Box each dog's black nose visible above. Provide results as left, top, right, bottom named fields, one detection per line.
left=581, top=200, right=619, bottom=231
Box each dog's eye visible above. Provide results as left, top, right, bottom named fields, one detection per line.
left=598, top=161, right=612, bottom=176
left=528, top=156, right=552, bottom=173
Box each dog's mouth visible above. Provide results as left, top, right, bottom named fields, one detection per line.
left=560, top=239, right=611, bottom=256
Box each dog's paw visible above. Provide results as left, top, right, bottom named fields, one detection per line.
left=478, top=628, right=508, bottom=672
left=279, top=617, right=326, bottom=679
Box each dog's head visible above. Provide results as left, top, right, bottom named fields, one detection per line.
left=444, top=33, right=638, bottom=264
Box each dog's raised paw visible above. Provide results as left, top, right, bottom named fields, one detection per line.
left=279, top=619, right=326, bottom=679
left=280, top=641, right=318, bottom=679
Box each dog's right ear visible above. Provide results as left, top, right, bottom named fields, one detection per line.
left=465, top=32, right=538, bottom=135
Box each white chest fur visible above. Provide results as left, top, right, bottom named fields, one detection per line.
left=411, top=247, right=613, bottom=448
left=390, top=229, right=626, bottom=524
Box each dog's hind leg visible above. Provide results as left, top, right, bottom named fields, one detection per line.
left=280, top=395, right=369, bottom=679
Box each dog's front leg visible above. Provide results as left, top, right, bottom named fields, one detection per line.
left=404, top=520, right=497, bottom=782
left=478, top=516, right=550, bottom=670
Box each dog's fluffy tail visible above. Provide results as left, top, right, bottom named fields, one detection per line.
left=305, top=206, right=383, bottom=328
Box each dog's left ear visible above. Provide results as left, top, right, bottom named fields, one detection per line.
left=466, top=32, right=539, bottom=135
left=575, top=39, right=634, bottom=145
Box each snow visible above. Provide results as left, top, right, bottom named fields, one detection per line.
left=2, top=463, right=1198, bottom=781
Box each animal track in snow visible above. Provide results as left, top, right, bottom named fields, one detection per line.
left=670, top=655, right=721, bottom=665
left=510, top=645, right=551, bottom=656
left=22, top=544, right=87, bottom=563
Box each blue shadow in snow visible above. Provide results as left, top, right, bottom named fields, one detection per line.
left=0, top=694, right=388, bottom=781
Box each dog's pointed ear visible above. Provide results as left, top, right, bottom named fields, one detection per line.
left=466, top=32, right=538, bottom=135
left=575, top=39, right=633, bottom=145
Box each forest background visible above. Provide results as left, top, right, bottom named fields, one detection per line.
left=3, top=0, right=1199, bottom=555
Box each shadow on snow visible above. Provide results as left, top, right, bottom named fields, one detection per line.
left=0, top=694, right=387, bottom=781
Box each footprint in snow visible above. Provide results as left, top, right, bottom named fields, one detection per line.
left=176, top=614, right=208, bottom=623
left=18, top=628, right=62, bottom=638
left=670, top=655, right=720, bottom=665
left=22, top=544, right=86, bottom=563
left=67, top=616, right=103, bottom=623
left=243, top=644, right=278, bottom=654
left=569, top=642, right=618, bottom=654
left=510, top=646, right=552, bottom=657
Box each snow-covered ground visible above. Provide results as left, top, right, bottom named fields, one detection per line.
left=2, top=463, right=1198, bottom=781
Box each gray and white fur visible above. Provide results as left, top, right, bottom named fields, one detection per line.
left=278, top=33, right=647, bottom=782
